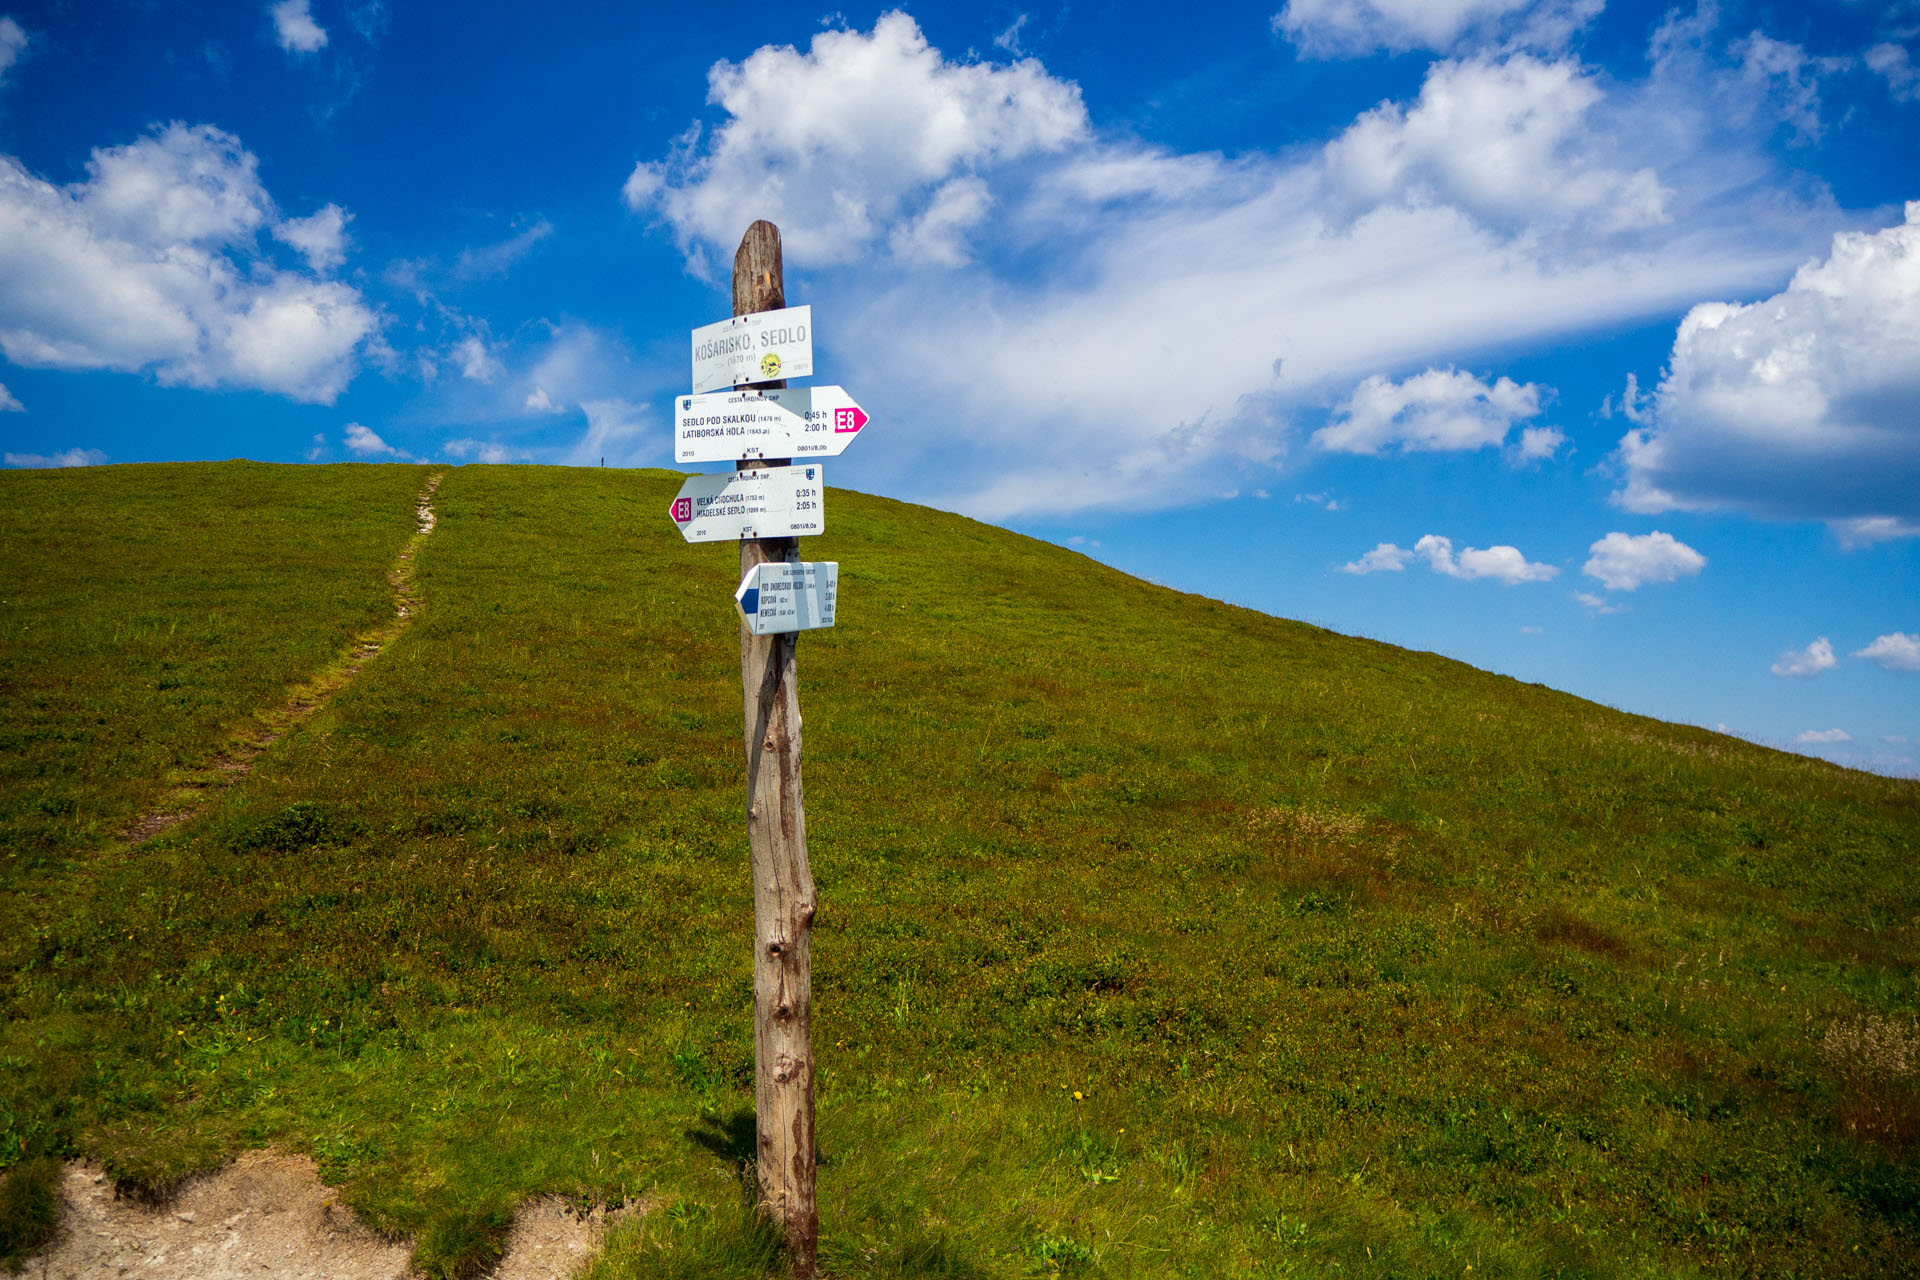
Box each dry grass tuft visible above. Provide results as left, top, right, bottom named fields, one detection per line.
left=1245, top=805, right=1366, bottom=844
left=1533, top=905, right=1631, bottom=959
left=1822, top=1014, right=1920, bottom=1146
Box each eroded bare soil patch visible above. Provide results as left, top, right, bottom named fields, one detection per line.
left=29, top=1150, right=635, bottom=1280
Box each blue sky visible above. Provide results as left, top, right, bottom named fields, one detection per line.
left=1, top=0, right=1916, bottom=773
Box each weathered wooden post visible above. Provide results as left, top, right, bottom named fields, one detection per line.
left=731, top=220, right=818, bottom=1274
left=669, top=219, right=860, bottom=1274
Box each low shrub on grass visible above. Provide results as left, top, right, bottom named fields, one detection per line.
left=0, top=1157, right=60, bottom=1272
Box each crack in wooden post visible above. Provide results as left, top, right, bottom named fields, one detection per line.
left=731, top=219, right=818, bottom=1278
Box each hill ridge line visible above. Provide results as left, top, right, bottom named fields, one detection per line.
left=118, top=469, right=445, bottom=847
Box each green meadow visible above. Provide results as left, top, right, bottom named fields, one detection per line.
left=2, top=461, right=1915, bottom=1278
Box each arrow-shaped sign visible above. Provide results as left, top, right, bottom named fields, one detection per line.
left=666, top=464, right=825, bottom=543
left=736, top=561, right=838, bottom=636
left=674, top=386, right=870, bottom=464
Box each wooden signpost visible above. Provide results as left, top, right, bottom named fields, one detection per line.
left=661, top=219, right=879, bottom=1277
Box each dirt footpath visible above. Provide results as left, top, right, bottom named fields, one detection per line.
left=27, top=1151, right=635, bottom=1279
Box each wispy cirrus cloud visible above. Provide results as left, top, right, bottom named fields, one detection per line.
left=0, top=16, right=27, bottom=87
left=1273, top=0, right=1601, bottom=58
left=5, top=446, right=105, bottom=468
left=624, top=11, right=1844, bottom=519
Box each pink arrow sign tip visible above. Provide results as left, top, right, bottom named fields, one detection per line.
left=670, top=496, right=692, bottom=524
left=833, top=405, right=868, bottom=434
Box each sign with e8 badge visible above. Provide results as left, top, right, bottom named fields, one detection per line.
left=690, top=304, right=814, bottom=394
left=666, top=464, right=825, bottom=543
left=736, top=561, right=838, bottom=636
left=674, top=386, right=869, bottom=463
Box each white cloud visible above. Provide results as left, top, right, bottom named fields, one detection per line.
left=1617, top=204, right=1920, bottom=531
left=1511, top=425, right=1564, bottom=461
left=624, top=12, right=1087, bottom=266
left=444, top=437, right=526, bottom=464
left=1865, top=43, right=1919, bottom=103
left=0, top=17, right=27, bottom=85
left=454, top=334, right=503, bottom=383
left=1345, top=534, right=1555, bottom=582
left=1795, top=728, right=1851, bottom=744
left=81, top=123, right=274, bottom=245
left=0, top=123, right=374, bottom=402
left=1323, top=55, right=1669, bottom=235
left=306, top=432, right=325, bottom=461
left=1343, top=542, right=1414, bottom=573
left=1581, top=530, right=1705, bottom=591
left=1770, top=636, right=1836, bottom=678
left=451, top=220, right=552, bottom=282
left=5, top=446, right=105, bottom=467
left=567, top=398, right=652, bottom=467
left=1856, top=632, right=1920, bottom=673
left=271, top=0, right=328, bottom=54
left=993, top=14, right=1030, bottom=56
left=1417, top=533, right=1558, bottom=583
left=628, top=16, right=1843, bottom=518
left=1572, top=590, right=1626, bottom=614
left=1273, top=0, right=1601, bottom=57
left=343, top=422, right=401, bottom=457
left=1729, top=33, right=1845, bottom=143
left=273, top=203, right=349, bottom=272
left=888, top=176, right=993, bottom=266
left=0, top=381, right=20, bottom=411
left=1832, top=516, right=1920, bottom=549
left=1314, top=366, right=1544, bottom=454
left=513, top=323, right=644, bottom=422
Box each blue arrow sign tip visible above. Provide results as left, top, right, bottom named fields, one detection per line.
left=740, top=587, right=760, bottom=616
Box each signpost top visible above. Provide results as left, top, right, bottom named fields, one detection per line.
left=691, top=304, right=814, bottom=394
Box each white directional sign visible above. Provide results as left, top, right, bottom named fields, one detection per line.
left=666, top=464, right=825, bottom=543
left=674, top=386, right=870, bottom=463
left=690, top=304, right=814, bottom=394
left=736, top=561, right=838, bottom=636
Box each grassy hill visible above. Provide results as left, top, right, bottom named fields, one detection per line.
left=2, top=461, right=1915, bottom=1278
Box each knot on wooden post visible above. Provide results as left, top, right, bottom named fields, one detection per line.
left=773, top=1052, right=799, bottom=1084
